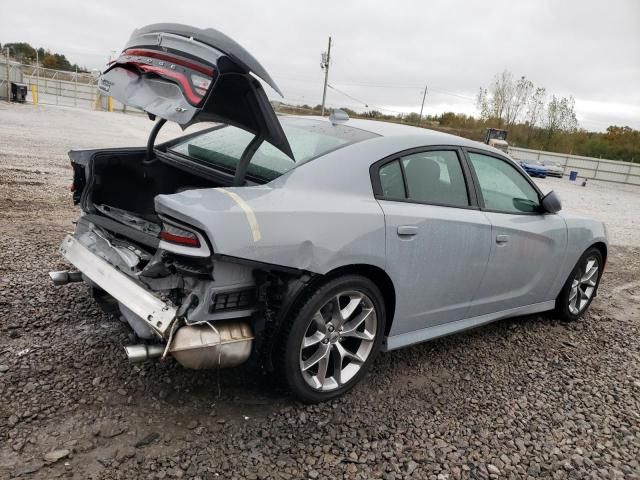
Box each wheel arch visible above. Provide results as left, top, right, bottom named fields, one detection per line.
left=590, top=241, right=607, bottom=265
left=261, top=262, right=396, bottom=375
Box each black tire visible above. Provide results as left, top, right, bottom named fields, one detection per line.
left=275, top=275, right=386, bottom=403
left=555, top=246, right=603, bottom=321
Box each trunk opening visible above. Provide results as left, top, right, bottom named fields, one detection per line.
left=87, top=150, right=217, bottom=222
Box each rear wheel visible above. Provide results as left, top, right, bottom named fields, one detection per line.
left=555, top=247, right=603, bottom=321
left=277, top=275, right=385, bottom=403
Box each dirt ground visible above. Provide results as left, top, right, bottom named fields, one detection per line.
left=1, top=103, right=639, bottom=480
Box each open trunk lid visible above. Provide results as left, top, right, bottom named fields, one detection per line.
left=98, top=23, right=292, bottom=158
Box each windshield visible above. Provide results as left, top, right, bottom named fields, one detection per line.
left=169, top=117, right=378, bottom=182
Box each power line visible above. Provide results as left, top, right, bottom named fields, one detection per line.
left=326, top=84, right=406, bottom=114
left=327, top=84, right=370, bottom=107
left=278, top=74, right=477, bottom=102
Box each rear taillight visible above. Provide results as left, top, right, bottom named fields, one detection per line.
left=128, top=63, right=207, bottom=105
left=159, top=223, right=200, bottom=247
left=115, top=48, right=216, bottom=106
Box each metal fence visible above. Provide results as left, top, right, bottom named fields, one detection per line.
left=509, top=147, right=640, bottom=186
left=0, top=58, right=138, bottom=112
left=0, top=59, right=24, bottom=100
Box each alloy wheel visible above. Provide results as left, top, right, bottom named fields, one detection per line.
left=568, top=256, right=599, bottom=315
left=299, top=290, right=377, bottom=391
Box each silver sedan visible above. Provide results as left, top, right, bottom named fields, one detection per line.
left=52, top=24, right=607, bottom=402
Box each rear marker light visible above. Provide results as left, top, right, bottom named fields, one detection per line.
left=159, top=223, right=200, bottom=247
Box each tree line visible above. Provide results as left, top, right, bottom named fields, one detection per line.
left=0, top=41, right=87, bottom=72
left=282, top=70, right=638, bottom=163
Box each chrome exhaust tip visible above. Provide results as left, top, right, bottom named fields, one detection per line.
left=124, top=344, right=166, bottom=363
left=49, top=270, right=83, bottom=286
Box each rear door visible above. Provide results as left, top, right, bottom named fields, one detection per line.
left=372, top=147, right=492, bottom=337
left=464, top=149, right=567, bottom=316
left=98, top=23, right=292, bottom=158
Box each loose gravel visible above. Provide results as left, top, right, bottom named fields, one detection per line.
left=1, top=103, right=639, bottom=479
left=535, top=177, right=640, bottom=247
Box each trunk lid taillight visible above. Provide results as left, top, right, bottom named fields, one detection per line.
left=116, top=48, right=216, bottom=107
left=159, top=222, right=200, bottom=247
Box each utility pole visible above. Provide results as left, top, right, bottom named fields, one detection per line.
left=418, top=83, right=428, bottom=126
left=320, top=36, right=332, bottom=116
left=5, top=47, right=10, bottom=102
left=36, top=49, right=39, bottom=90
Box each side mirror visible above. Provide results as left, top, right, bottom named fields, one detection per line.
left=541, top=190, right=562, bottom=213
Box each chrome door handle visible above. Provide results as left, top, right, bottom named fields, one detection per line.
left=496, top=234, right=509, bottom=244
left=397, top=225, right=418, bottom=236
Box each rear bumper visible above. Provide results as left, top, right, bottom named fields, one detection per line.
left=58, top=235, right=176, bottom=338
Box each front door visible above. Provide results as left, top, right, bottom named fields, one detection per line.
left=373, top=148, right=492, bottom=337
left=464, top=150, right=567, bottom=316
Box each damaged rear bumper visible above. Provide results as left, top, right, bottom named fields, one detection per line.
left=56, top=234, right=255, bottom=369
left=58, top=234, right=176, bottom=337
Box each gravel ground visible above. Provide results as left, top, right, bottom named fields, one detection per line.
left=1, top=103, right=639, bottom=480
left=534, top=177, right=640, bottom=247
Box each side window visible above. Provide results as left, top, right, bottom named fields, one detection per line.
left=400, top=150, right=469, bottom=206
left=379, top=160, right=406, bottom=198
left=467, top=152, right=540, bottom=213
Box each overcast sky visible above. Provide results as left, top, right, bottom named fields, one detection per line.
left=2, top=0, right=638, bottom=130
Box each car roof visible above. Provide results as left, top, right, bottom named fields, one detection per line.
left=283, top=115, right=503, bottom=153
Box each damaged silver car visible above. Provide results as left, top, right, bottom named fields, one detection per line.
left=52, top=24, right=608, bottom=402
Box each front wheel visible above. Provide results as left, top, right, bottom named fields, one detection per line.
left=555, top=247, right=603, bottom=321
left=277, top=275, right=386, bottom=403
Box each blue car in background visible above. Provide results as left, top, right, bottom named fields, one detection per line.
left=519, top=161, right=547, bottom=178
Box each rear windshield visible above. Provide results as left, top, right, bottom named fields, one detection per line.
left=169, top=117, right=378, bottom=182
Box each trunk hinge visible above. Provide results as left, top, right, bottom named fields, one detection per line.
left=234, top=133, right=265, bottom=186
left=146, top=118, right=167, bottom=162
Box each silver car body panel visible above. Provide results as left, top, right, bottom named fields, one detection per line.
left=378, top=200, right=492, bottom=333
left=467, top=211, right=568, bottom=317
left=385, top=300, right=556, bottom=350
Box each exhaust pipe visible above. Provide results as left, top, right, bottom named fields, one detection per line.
left=49, top=270, right=83, bottom=286
left=124, top=344, right=165, bottom=363
left=124, top=322, right=254, bottom=368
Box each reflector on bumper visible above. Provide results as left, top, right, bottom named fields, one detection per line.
left=58, top=235, right=176, bottom=336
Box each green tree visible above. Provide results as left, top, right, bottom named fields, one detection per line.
left=524, top=87, right=546, bottom=144
left=477, top=70, right=536, bottom=128
left=543, top=96, right=578, bottom=147
left=3, top=42, right=37, bottom=63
